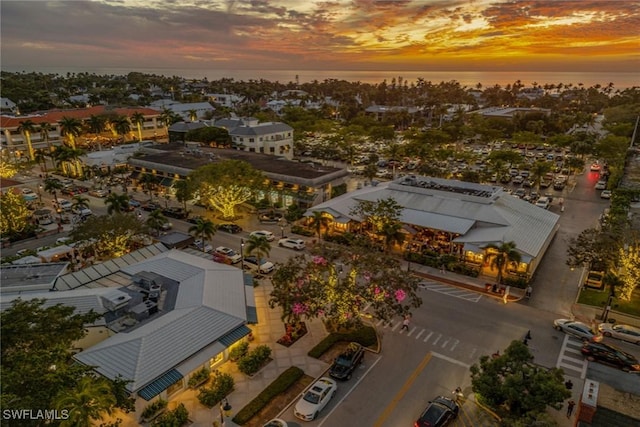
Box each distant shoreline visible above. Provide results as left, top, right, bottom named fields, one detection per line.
left=2, top=67, right=638, bottom=89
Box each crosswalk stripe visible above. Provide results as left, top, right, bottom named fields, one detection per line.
left=414, top=329, right=424, bottom=340
left=423, top=331, right=434, bottom=342
left=432, top=333, right=442, bottom=346
left=392, top=321, right=402, bottom=331
left=450, top=339, right=459, bottom=351
left=407, top=326, right=416, bottom=336
left=441, top=337, right=450, bottom=348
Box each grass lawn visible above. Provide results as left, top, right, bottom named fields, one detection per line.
left=578, top=286, right=640, bottom=317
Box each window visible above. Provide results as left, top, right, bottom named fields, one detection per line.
left=249, top=138, right=254, bottom=142
left=166, top=378, right=183, bottom=396
left=209, top=352, right=223, bottom=369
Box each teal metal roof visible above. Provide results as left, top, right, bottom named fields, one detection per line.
left=138, top=369, right=183, bottom=401
left=219, top=324, right=252, bottom=347
left=246, top=306, right=257, bottom=324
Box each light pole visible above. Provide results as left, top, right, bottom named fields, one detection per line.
left=601, top=290, right=615, bottom=323
left=38, top=184, right=43, bottom=204
left=219, top=397, right=232, bottom=425
left=240, top=238, right=245, bottom=271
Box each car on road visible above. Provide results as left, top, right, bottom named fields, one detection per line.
left=243, top=256, right=275, bottom=274
left=160, top=221, right=173, bottom=231
left=218, top=223, right=242, bottom=234
left=590, top=162, right=602, bottom=172
left=56, top=236, right=73, bottom=245
left=192, top=239, right=213, bottom=253
left=162, top=207, right=188, bottom=219
left=329, top=342, right=364, bottom=381
left=250, top=230, right=275, bottom=241
left=214, top=246, right=242, bottom=264
left=597, top=324, right=640, bottom=345
left=595, top=181, right=607, bottom=190
left=262, top=419, right=287, bottom=427
left=600, top=190, right=612, bottom=199
left=553, top=319, right=603, bottom=342
left=187, top=215, right=204, bottom=224
left=581, top=342, right=640, bottom=372
left=278, top=238, right=305, bottom=250
left=294, top=377, right=337, bottom=421
left=89, top=189, right=108, bottom=198
left=414, top=396, right=459, bottom=427
left=142, top=202, right=162, bottom=211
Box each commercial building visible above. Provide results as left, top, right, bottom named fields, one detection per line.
left=306, top=175, right=560, bottom=281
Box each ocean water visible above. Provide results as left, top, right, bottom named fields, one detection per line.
left=4, top=66, right=639, bottom=89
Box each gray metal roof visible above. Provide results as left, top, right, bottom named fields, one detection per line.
left=230, top=122, right=293, bottom=136
left=73, top=249, right=251, bottom=393
left=308, top=177, right=559, bottom=258
left=1, top=262, right=69, bottom=293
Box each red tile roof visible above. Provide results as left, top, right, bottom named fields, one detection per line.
left=0, top=106, right=160, bottom=128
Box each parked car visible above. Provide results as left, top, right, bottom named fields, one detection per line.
left=243, top=256, right=275, bottom=274
left=581, top=342, right=640, bottom=372
left=553, top=319, right=603, bottom=342
left=89, top=189, right=108, bottom=198
left=278, top=238, right=306, bottom=251
left=534, top=196, right=551, bottom=209
left=250, top=230, right=275, bottom=241
left=553, top=181, right=566, bottom=190
left=214, top=246, right=242, bottom=264
left=142, top=202, right=162, bottom=211
left=329, top=342, right=364, bottom=380
left=192, top=239, right=213, bottom=253
left=595, top=181, right=607, bottom=190
left=212, top=252, right=232, bottom=265
left=600, top=190, right=612, bottom=199
left=160, top=221, right=173, bottom=231
left=513, top=188, right=526, bottom=199
left=584, top=271, right=604, bottom=290
left=218, top=223, right=242, bottom=234
left=294, top=377, right=337, bottom=421
left=414, top=396, right=460, bottom=427
left=597, top=324, right=640, bottom=345
left=55, top=199, right=73, bottom=211
left=162, top=207, right=188, bottom=219
left=128, top=199, right=141, bottom=208
left=72, top=207, right=93, bottom=218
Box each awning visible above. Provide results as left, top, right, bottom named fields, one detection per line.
left=246, top=306, right=258, bottom=324
left=160, top=177, right=174, bottom=187
left=219, top=324, right=252, bottom=347
left=175, top=342, right=226, bottom=377
left=138, top=369, right=183, bottom=401
left=129, top=171, right=140, bottom=180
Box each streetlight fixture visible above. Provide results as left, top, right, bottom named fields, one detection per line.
left=37, top=184, right=43, bottom=204
left=279, top=218, right=287, bottom=238
left=601, top=290, right=615, bottom=323
left=240, top=238, right=245, bottom=271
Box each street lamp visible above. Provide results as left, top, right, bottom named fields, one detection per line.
left=219, top=397, right=232, bottom=425
left=601, top=290, right=615, bottom=323
left=240, top=238, right=245, bottom=271
left=38, top=184, right=43, bottom=204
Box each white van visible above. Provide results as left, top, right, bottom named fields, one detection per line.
left=535, top=197, right=551, bottom=209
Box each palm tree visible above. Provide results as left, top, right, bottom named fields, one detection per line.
left=33, top=149, right=49, bottom=174
left=104, top=193, right=130, bottom=214
left=309, top=210, right=329, bottom=240
left=130, top=111, right=145, bottom=141
left=54, top=376, right=115, bottom=427
left=379, top=221, right=405, bottom=254
left=188, top=218, right=217, bottom=252
left=44, top=177, right=64, bottom=223
left=187, top=109, right=198, bottom=122
left=173, top=179, right=192, bottom=212
left=110, top=115, right=131, bottom=142
left=39, top=121, right=54, bottom=153
left=159, top=108, right=175, bottom=140
left=59, top=116, right=83, bottom=149
left=52, top=145, right=84, bottom=177
left=146, top=209, right=167, bottom=236
left=484, top=241, right=522, bottom=286
left=17, top=119, right=37, bottom=160
left=86, top=115, right=106, bottom=149
left=139, top=173, right=159, bottom=201
left=245, top=234, right=271, bottom=261
left=71, top=195, right=90, bottom=212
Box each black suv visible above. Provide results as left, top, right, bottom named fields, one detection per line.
left=581, top=342, right=640, bottom=372
left=415, top=396, right=459, bottom=427
left=162, top=207, right=188, bottom=219
left=218, top=223, right=243, bottom=234
left=329, top=342, right=364, bottom=381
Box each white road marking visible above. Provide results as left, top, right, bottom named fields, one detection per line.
left=432, top=352, right=472, bottom=368
left=414, top=329, right=424, bottom=340
left=423, top=331, right=434, bottom=342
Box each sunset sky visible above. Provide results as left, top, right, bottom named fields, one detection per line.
left=1, top=0, right=638, bottom=73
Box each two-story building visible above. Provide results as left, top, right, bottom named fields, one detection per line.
left=214, top=117, right=294, bottom=160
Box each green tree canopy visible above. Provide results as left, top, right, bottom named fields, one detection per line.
left=189, top=160, right=266, bottom=219
left=470, top=340, right=570, bottom=424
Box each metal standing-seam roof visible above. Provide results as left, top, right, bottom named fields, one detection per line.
left=73, top=249, right=252, bottom=394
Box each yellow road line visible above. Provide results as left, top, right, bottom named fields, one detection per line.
left=373, top=352, right=432, bottom=427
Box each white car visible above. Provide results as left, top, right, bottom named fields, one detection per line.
left=553, top=319, right=602, bottom=342
left=294, top=377, right=337, bottom=421
left=278, top=238, right=305, bottom=250
left=250, top=230, right=275, bottom=241
left=595, top=181, right=607, bottom=190
left=243, top=256, right=275, bottom=274
left=600, top=190, right=612, bottom=199
left=598, top=324, right=640, bottom=345
left=193, top=239, right=213, bottom=253
left=56, top=199, right=73, bottom=211
left=215, top=246, right=242, bottom=264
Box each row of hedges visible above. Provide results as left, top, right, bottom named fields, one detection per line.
left=291, top=225, right=314, bottom=237
left=232, top=366, right=304, bottom=425
left=237, top=345, right=272, bottom=376
left=151, top=403, right=189, bottom=427
left=404, top=252, right=480, bottom=278
left=308, top=326, right=377, bottom=359
left=197, top=371, right=234, bottom=408
left=229, top=341, right=249, bottom=362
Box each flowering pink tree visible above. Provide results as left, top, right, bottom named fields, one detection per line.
left=270, top=243, right=422, bottom=328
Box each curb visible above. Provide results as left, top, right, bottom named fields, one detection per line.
left=411, top=270, right=525, bottom=303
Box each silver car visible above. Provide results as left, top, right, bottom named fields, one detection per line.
left=554, top=319, right=603, bottom=342
left=598, top=324, right=640, bottom=345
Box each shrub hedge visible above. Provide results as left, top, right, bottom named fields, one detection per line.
left=232, top=366, right=304, bottom=425
left=237, top=345, right=272, bottom=376
left=151, top=403, right=189, bottom=427
left=229, top=341, right=249, bottom=362
left=197, top=371, right=234, bottom=408
left=308, top=326, right=377, bottom=358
